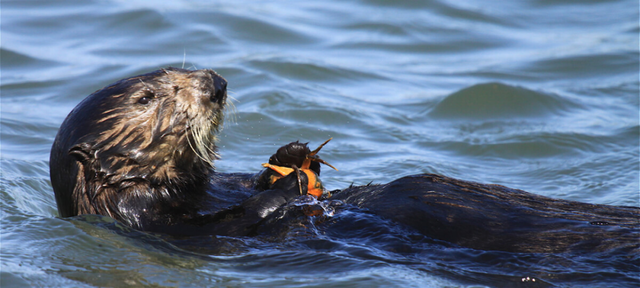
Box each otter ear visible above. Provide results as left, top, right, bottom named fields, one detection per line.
left=69, top=143, right=93, bottom=163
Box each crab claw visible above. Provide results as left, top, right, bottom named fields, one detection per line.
left=260, top=138, right=337, bottom=198
left=304, top=138, right=339, bottom=171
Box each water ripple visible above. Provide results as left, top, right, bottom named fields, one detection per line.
left=2, top=0, right=638, bottom=286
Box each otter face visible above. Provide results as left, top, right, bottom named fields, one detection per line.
left=88, top=67, right=227, bottom=180
left=50, top=68, right=227, bottom=221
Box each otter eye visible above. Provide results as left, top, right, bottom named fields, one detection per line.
left=138, top=90, right=154, bottom=105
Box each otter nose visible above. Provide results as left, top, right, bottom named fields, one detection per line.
left=208, top=70, right=227, bottom=105
left=191, top=69, right=227, bottom=105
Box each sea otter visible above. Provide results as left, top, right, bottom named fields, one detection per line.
left=50, top=67, right=639, bottom=253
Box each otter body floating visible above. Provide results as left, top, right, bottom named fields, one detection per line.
left=50, top=68, right=639, bottom=254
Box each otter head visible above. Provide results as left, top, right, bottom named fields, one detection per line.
left=50, top=67, right=227, bottom=228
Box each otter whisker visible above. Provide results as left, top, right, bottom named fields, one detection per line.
left=182, top=48, right=186, bottom=69
left=185, top=117, right=216, bottom=168
left=225, top=92, right=238, bottom=125
left=192, top=112, right=221, bottom=159
left=138, top=79, right=151, bottom=90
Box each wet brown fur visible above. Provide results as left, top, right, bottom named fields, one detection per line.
left=50, top=68, right=227, bottom=228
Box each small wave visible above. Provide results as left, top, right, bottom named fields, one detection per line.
left=247, top=56, right=388, bottom=84
left=1, top=48, right=60, bottom=69
left=428, top=82, right=578, bottom=120
left=526, top=52, right=638, bottom=80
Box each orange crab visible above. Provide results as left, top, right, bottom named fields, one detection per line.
left=262, top=138, right=338, bottom=198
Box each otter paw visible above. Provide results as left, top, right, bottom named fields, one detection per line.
left=256, top=139, right=337, bottom=198
left=262, top=163, right=327, bottom=198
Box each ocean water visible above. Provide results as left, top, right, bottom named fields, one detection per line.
left=1, top=0, right=638, bottom=287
